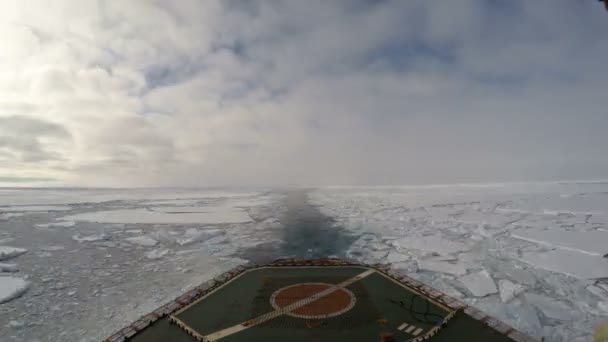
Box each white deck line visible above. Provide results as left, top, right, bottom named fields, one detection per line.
left=203, top=269, right=376, bottom=341
left=397, top=322, right=409, bottom=331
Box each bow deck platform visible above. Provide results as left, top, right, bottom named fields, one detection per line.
left=104, top=259, right=536, bottom=342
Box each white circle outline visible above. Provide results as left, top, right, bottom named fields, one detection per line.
left=269, top=282, right=356, bottom=319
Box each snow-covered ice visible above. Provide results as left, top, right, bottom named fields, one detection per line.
left=0, top=247, right=27, bottom=261
left=0, top=277, right=29, bottom=304
left=459, top=270, right=497, bottom=297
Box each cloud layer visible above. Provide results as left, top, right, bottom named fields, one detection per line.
left=1, top=0, right=607, bottom=186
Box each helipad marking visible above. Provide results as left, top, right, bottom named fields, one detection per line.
left=270, top=283, right=356, bottom=319
left=202, top=269, right=375, bottom=341
left=397, top=322, right=408, bottom=331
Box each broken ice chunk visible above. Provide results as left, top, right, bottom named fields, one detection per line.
left=498, top=279, right=525, bottom=303
left=459, top=270, right=497, bottom=297
left=0, top=247, right=27, bottom=261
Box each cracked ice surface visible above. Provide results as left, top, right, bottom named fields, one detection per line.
left=310, top=182, right=608, bottom=342
left=0, top=188, right=284, bottom=342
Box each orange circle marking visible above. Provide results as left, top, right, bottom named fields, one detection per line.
left=270, top=283, right=356, bottom=319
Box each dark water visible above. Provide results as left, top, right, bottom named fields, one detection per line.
left=239, top=190, right=356, bottom=263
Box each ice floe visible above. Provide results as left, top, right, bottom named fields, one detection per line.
left=520, top=249, right=608, bottom=279
left=418, top=259, right=468, bottom=276
left=459, top=270, right=497, bottom=297
left=0, top=247, right=27, bottom=261
left=512, top=229, right=608, bottom=256
left=0, top=277, right=29, bottom=304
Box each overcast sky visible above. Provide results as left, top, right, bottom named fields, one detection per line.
left=1, top=0, right=607, bottom=187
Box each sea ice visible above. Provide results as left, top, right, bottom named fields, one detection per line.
left=386, top=251, right=410, bottom=264
left=0, top=277, right=29, bottom=304
left=459, top=270, right=497, bottom=297
left=0, top=247, right=27, bottom=261
left=525, top=293, right=574, bottom=321
left=512, top=229, right=608, bottom=256
left=176, top=228, right=224, bottom=246
left=391, top=235, right=471, bottom=255
left=418, top=259, right=468, bottom=276
left=125, top=236, right=159, bottom=247
left=520, top=249, right=608, bottom=279
left=60, top=207, right=252, bottom=224
left=498, top=279, right=525, bottom=303
left=145, top=249, right=170, bottom=260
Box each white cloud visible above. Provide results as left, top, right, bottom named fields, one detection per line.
left=0, top=0, right=607, bottom=186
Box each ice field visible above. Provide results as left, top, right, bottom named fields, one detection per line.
left=1, top=182, right=608, bottom=341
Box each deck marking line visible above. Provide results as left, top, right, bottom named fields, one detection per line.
left=413, top=327, right=423, bottom=336
left=203, top=269, right=375, bottom=341
left=398, top=322, right=408, bottom=331
left=405, top=325, right=416, bottom=334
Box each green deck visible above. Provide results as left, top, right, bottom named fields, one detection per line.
left=125, top=265, right=517, bottom=342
